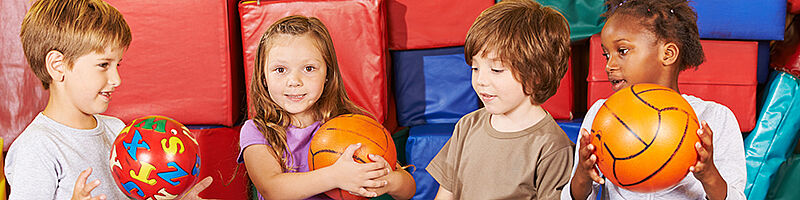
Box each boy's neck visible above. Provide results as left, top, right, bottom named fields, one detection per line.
left=42, top=91, right=98, bottom=130
left=490, top=102, right=547, bottom=133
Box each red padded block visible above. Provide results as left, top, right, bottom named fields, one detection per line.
left=189, top=126, right=249, bottom=200
left=542, top=59, right=574, bottom=120
left=386, top=0, right=494, bottom=50
left=104, top=0, right=243, bottom=126
left=239, top=0, right=389, bottom=124
left=0, top=0, right=47, bottom=151
left=587, top=34, right=757, bottom=132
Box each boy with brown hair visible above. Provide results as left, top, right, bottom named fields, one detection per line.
left=426, top=0, right=574, bottom=199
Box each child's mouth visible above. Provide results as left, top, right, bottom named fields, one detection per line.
left=99, top=91, right=112, bottom=100
left=610, top=79, right=627, bottom=91
left=479, top=93, right=497, bottom=102
left=286, top=94, right=306, bottom=101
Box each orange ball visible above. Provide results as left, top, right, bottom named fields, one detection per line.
left=590, top=83, right=700, bottom=193
left=309, top=114, right=397, bottom=200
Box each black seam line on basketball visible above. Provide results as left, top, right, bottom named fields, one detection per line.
left=631, top=85, right=662, bottom=111
left=311, top=149, right=339, bottom=156
left=349, top=115, right=391, bottom=148
left=618, top=110, right=691, bottom=187
left=604, top=103, right=647, bottom=146
left=325, top=128, right=386, bottom=152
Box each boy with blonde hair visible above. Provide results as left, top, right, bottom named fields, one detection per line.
left=427, top=0, right=574, bottom=199
left=8, top=0, right=131, bottom=199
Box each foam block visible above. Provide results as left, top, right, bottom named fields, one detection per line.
left=743, top=71, right=800, bottom=200
left=386, top=0, right=494, bottom=50
left=0, top=0, right=47, bottom=150
left=189, top=126, right=249, bottom=199
left=691, top=0, right=785, bottom=40
left=239, top=0, right=389, bottom=124
left=104, top=0, right=243, bottom=126
left=405, top=123, right=455, bottom=200
left=587, top=34, right=757, bottom=132
left=392, top=47, right=574, bottom=127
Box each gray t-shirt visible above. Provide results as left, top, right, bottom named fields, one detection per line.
left=5, top=113, right=127, bottom=199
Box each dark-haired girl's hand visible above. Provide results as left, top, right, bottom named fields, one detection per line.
left=570, top=129, right=603, bottom=200
left=690, top=121, right=727, bottom=200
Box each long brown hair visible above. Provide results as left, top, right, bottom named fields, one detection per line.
left=250, top=15, right=365, bottom=171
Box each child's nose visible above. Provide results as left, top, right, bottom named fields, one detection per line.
left=108, top=67, right=121, bottom=87
left=473, top=69, right=489, bottom=86
left=605, top=59, right=619, bottom=72
left=287, top=71, right=303, bottom=87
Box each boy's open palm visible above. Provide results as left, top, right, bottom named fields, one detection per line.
left=330, top=143, right=389, bottom=198
left=71, top=167, right=107, bottom=200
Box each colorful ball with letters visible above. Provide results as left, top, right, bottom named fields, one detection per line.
left=590, top=84, right=700, bottom=192
left=109, top=115, right=201, bottom=200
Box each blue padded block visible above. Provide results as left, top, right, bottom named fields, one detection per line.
left=691, top=0, right=785, bottom=40
left=557, top=119, right=583, bottom=143
left=744, top=71, right=800, bottom=200
left=392, top=47, right=479, bottom=127
left=405, top=123, right=455, bottom=200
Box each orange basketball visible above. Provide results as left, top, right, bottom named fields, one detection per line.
left=590, top=83, right=700, bottom=193
left=309, top=114, right=397, bottom=200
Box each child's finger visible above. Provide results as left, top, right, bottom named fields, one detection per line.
left=368, top=154, right=390, bottom=166
left=339, top=143, right=362, bottom=162
left=83, top=179, right=101, bottom=195
left=695, top=142, right=710, bottom=162
left=362, top=179, right=388, bottom=188
left=76, top=167, right=92, bottom=189
left=351, top=187, right=377, bottom=198
left=698, top=121, right=714, bottom=149
left=364, top=168, right=390, bottom=179
left=589, top=168, right=605, bottom=184
left=579, top=129, right=591, bottom=146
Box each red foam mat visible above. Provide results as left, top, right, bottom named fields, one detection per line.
left=239, top=0, right=389, bottom=124
left=104, top=0, right=243, bottom=126
left=587, top=34, right=757, bottom=132
left=386, top=0, right=494, bottom=50
left=190, top=126, right=249, bottom=200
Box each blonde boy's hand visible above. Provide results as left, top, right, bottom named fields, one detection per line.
left=71, top=167, right=107, bottom=200
left=178, top=176, right=214, bottom=200
left=330, top=143, right=390, bottom=198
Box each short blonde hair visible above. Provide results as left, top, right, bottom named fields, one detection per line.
left=21, top=0, right=132, bottom=89
left=465, top=0, right=570, bottom=104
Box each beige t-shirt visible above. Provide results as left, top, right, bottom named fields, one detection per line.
left=427, top=108, right=575, bottom=199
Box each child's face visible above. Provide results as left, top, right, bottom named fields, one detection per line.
left=600, top=15, right=669, bottom=92
left=63, top=47, right=123, bottom=115
left=471, top=50, right=530, bottom=115
left=264, top=34, right=327, bottom=119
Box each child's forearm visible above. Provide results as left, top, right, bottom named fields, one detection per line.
left=569, top=177, right=592, bottom=200
left=251, top=166, right=337, bottom=200
left=386, top=169, right=416, bottom=200
left=701, top=171, right=728, bottom=200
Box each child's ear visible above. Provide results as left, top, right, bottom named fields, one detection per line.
left=45, top=50, right=66, bottom=82
left=661, top=42, right=679, bottom=66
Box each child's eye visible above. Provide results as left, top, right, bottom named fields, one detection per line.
left=304, top=66, right=316, bottom=72
left=618, top=48, right=629, bottom=55
left=491, top=68, right=504, bottom=73
left=471, top=67, right=478, bottom=71
left=98, top=63, right=109, bottom=68
left=602, top=52, right=610, bottom=60
left=274, top=67, right=286, bottom=73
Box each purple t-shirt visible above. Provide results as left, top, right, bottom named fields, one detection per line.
left=238, top=119, right=332, bottom=200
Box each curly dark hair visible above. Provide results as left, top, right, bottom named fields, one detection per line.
left=604, top=0, right=705, bottom=71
